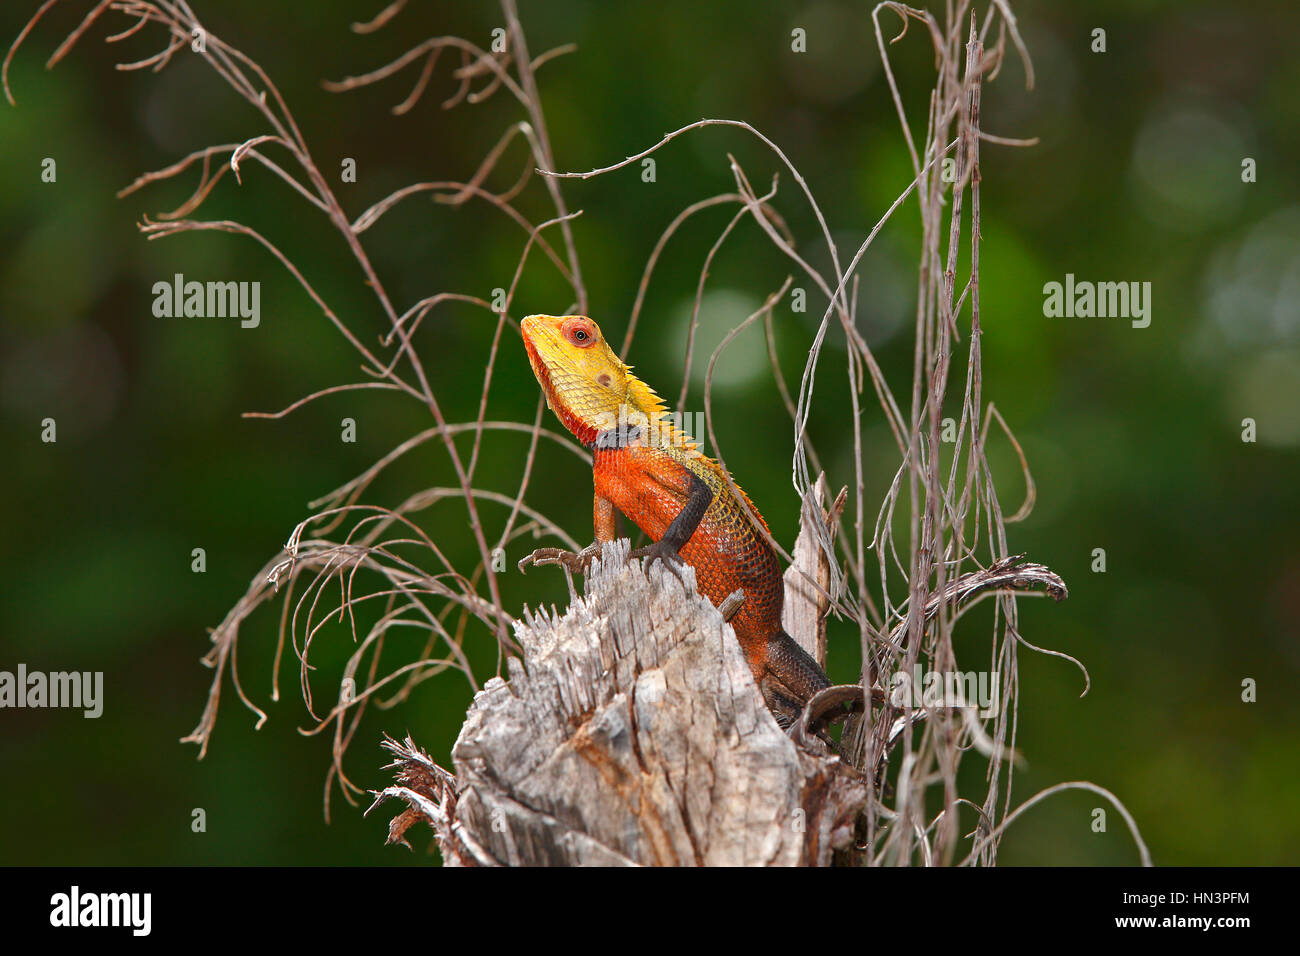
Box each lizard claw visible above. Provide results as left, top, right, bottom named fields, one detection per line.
left=766, top=684, right=842, bottom=754
left=799, top=684, right=872, bottom=735
left=518, top=543, right=601, bottom=575
left=629, top=540, right=689, bottom=586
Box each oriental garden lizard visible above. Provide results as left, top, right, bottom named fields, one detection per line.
left=517, top=313, right=832, bottom=722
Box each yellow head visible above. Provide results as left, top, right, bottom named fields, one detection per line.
left=520, top=314, right=696, bottom=452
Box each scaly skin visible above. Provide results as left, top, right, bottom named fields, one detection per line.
left=519, top=313, right=831, bottom=713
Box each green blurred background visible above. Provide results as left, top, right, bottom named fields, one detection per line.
left=1, top=0, right=1296, bottom=865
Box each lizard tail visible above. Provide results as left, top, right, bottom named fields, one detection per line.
left=766, top=629, right=832, bottom=705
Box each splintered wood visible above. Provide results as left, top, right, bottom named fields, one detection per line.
left=377, top=540, right=865, bottom=865
left=781, top=474, right=846, bottom=668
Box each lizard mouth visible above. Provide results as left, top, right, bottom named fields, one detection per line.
left=520, top=315, right=561, bottom=396
left=520, top=314, right=603, bottom=445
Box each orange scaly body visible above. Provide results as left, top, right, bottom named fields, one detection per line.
left=591, top=430, right=785, bottom=672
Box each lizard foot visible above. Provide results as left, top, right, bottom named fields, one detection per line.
left=765, top=684, right=842, bottom=754
left=517, top=543, right=601, bottom=575
left=800, top=684, right=873, bottom=735
left=629, top=540, right=690, bottom=586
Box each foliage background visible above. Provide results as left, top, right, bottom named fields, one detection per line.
left=0, top=0, right=1296, bottom=865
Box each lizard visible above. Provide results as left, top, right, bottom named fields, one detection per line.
left=516, top=313, right=832, bottom=722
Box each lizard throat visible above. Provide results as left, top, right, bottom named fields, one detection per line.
left=522, top=335, right=609, bottom=446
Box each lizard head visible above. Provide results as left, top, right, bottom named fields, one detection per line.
left=520, top=314, right=632, bottom=445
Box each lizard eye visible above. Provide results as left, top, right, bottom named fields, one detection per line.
left=563, top=319, right=598, bottom=348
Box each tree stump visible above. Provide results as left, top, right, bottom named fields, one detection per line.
left=374, top=539, right=867, bottom=866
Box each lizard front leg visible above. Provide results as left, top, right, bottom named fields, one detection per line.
left=517, top=493, right=617, bottom=575
left=628, top=465, right=713, bottom=581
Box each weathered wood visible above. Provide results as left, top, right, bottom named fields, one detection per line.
left=375, top=539, right=867, bottom=866
left=782, top=473, right=846, bottom=668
